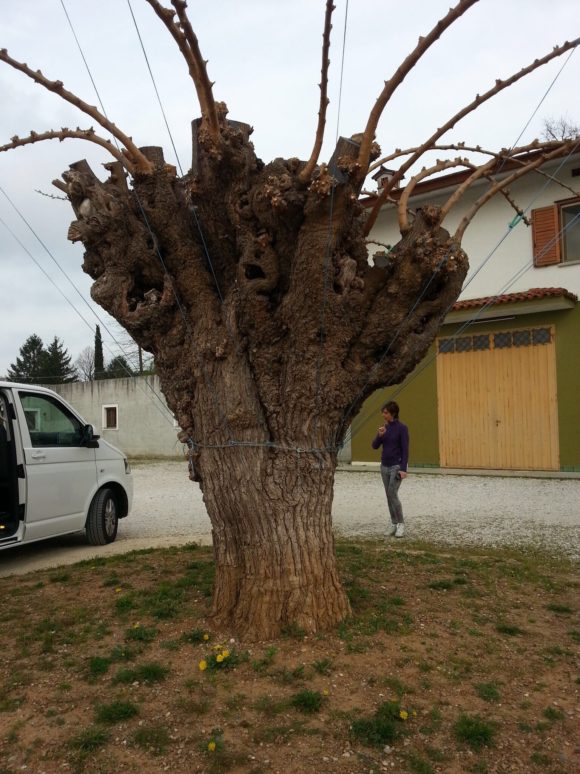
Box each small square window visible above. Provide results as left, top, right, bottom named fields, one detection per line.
left=531, top=327, right=551, bottom=345
left=472, top=334, right=490, bottom=351
left=455, top=336, right=473, bottom=353
left=513, top=330, right=531, bottom=347
left=494, top=332, right=512, bottom=349
left=102, top=405, right=118, bottom=430
left=438, top=338, right=455, bottom=354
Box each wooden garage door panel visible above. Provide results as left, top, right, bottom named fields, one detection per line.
left=437, top=328, right=559, bottom=470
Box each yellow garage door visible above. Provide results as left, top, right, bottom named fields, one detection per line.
left=436, top=326, right=559, bottom=470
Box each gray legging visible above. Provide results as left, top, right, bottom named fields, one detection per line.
left=380, top=464, right=404, bottom=524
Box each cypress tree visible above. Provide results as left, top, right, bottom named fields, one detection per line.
left=94, top=325, right=104, bottom=380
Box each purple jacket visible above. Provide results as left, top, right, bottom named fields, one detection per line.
left=371, top=419, right=409, bottom=471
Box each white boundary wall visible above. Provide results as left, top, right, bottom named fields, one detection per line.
left=49, top=376, right=183, bottom=458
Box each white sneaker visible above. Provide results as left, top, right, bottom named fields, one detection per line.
left=388, top=523, right=397, bottom=536
left=395, top=523, right=405, bottom=538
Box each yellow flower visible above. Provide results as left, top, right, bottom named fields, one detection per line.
left=322, top=689, right=329, bottom=696
left=399, top=710, right=409, bottom=721
left=115, top=587, right=122, bottom=593
left=199, top=660, right=208, bottom=671
left=132, top=623, right=140, bottom=629
left=412, top=710, right=417, bottom=717
left=207, top=740, right=216, bottom=752
left=221, top=650, right=230, bottom=658
left=216, top=654, right=224, bottom=663
left=203, top=633, right=209, bottom=641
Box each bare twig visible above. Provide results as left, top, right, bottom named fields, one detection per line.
left=371, top=140, right=580, bottom=199
left=389, top=155, right=531, bottom=233
left=0, top=48, right=153, bottom=174
left=363, top=37, right=580, bottom=236
left=144, top=0, right=219, bottom=140
left=356, top=0, right=479, bottom=183
left=454, top=140, right=578, bottom=240
left=440, top=139, right=580, bottom=218
left=0, top=127, right=135, bottom=173
left=34, top=189, right=68, bottom=201
left=299, top=0, right=334, bottom=184
left=365, top=239, right=393, bottom=250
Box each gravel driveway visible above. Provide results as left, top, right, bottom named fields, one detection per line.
left=1, top=460, right=578, bottom=576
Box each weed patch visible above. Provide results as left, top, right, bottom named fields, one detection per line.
left=453, top=713, right=496, bottom=749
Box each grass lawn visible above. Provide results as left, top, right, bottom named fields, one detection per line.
left=0, top=539, right=577, bottom=773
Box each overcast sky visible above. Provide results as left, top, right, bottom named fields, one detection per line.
left=0, top=0, right=578, bottom=376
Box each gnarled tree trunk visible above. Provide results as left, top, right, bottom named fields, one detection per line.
left=58, top=114, right=467, bottom=638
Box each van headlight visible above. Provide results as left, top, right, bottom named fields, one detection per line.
left=124, top=458, right=131, bottom=474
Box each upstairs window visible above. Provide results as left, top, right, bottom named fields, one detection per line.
left=561, top=200, right=580, bottom=262
left=532, top=198, right=580, bottom=266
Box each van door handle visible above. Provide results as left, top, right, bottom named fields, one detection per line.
left=30, top=452, right=46, bottom=460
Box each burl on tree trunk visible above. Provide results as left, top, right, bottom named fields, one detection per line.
left=59, top=111, right=467, bottom=639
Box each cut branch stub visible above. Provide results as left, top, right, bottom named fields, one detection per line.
left=191, top=117, right=252, bottom=176
left=327, top=136, right=363, bottom=185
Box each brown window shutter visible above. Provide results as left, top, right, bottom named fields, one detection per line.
left=531, top=205, right=560, bottom=266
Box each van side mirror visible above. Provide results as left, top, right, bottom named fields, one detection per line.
left=81, top=424, right=100, bottom=448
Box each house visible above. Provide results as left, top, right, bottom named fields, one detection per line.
left=352, top=151, right=580, bottom=472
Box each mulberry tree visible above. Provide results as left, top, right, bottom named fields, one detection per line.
left=1, top=0, right=577, bottom=638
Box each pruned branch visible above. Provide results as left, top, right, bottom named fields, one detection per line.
left=299, top=0, right=334, bottom=184
left=396, top=155, right=534, bottom=234
left=398, top=157, right=473, bottom=233
left=363, top=37, right=580, bottom=236
left=144, top=0, right=219, bottom=141
left=371, top=140, right=580, bottom=200
left=454, top=140, right=579, bottom=240
left=0, top=127, right=135, bottom=173
left=0, top=48, right=153, bottom=174
left=440, top=139, right=580, bottom=219
left=355, top=0, right=479, bottom=183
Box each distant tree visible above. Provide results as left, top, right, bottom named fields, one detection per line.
left=542, top=116, right=579, bottom=141
left=94, top=325, right=104, bottom=380
left=109, top=322, right=153, bottom=374
left=7, top=334, right=47, bottom=382
left=75, top=346, right=95, bottom=381
left=105, top=355, right=133, bottom=379
left=43, top=337, right=77, bottom=382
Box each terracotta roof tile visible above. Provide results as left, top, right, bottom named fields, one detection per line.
left=453, top=287, right=577, bottom=310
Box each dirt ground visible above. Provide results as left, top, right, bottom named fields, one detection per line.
left=0, top=540, right=577, bottom=774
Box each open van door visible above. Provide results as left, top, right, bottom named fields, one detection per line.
left=13, top=389, right=99, bottom=542
left=0, top=392, right=23, bottom=545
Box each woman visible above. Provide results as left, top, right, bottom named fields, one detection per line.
left=371, top=400, right=409, bottom=537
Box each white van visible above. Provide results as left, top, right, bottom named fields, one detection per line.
left=0, top=381, right=132, bottom=550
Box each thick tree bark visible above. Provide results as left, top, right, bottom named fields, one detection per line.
left=202, top=447, right=349, bottom=639
left=55, top=112, right=468, bottom=639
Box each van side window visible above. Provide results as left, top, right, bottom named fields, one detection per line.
left=19, top=393, right=84, bottom=448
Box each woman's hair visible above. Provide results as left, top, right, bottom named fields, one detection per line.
left=382, top=400, right=400, bottom=419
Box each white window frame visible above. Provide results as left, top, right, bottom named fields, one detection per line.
left=102, top=404, right=119, bottom=430
left=560, top=199, right=580, bottom=264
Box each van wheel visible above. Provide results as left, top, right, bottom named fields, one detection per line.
left=86, top=488, right=118, bottom=545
